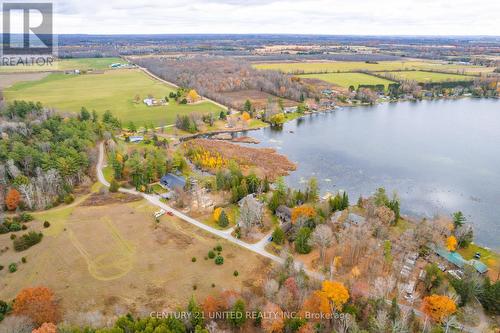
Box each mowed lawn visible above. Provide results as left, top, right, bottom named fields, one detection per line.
left=380, top=70, right=475, bottom=83
left=254, top=60, right=491, bottom=74
left=4, top=69, right=223, bottom=126
left=299, top=72, right=395, bottom=89
left=0, top=57, right=123, bottom=73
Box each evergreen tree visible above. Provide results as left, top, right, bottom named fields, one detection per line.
left=218, top=210, right=229, bottom=228
left=295, top=227, right=312, bottom=254
left=228, top=299, right=246, bottom=328
left=187, top=296, right=204, bottom=328
left=272, top=226, right=285, bottom=245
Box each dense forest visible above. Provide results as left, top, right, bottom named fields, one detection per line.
left=0, top=101, right=121, bottom=211
left=133, top=56, right=313, bottom=108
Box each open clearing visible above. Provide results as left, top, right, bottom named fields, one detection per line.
left=220, top=89, right=297, bottom=110
left=298, top=72, right=395, bottom=89
left=253, top=60, right=492, bottom=74
left=379, top=70, right=475, bottom=83
left=0, top=57, right=123, bottom=73
left=0, top=193, right=271, bottom=315
left=0, top=72, right=49, bottom=89
left=3, top=69, right=224, bottom=126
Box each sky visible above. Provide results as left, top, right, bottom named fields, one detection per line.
left=2, top=0, right=500, bottom=35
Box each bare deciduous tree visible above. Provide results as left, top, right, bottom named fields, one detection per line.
left=310, top=224, right=333, bottom=264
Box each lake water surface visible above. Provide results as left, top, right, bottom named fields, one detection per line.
left=236, top=99, right=500, bottom=249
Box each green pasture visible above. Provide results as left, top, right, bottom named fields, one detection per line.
left=4, top=69, right=223, bottom=126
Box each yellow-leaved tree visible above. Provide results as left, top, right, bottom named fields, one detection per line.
left=242, top=112, right=251, bottom=121
left=318, top=280, right=349, bottom=312
left=446, top=236, right=458, bottom=252
left=187, top=89, right=200, bottom=103
left=421, top=294, right=457, bottom=323
left=213, top=207, right=222, bottom=222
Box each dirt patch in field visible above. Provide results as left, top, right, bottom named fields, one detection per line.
left=0, top=72, right=49, bottom=89
left=184, top=138, right=296, bottom=180
left=81, top=191, right=142, bottom=206
left=0, top=199, right=272, bottom=322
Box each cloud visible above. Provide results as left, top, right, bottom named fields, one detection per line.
left=43, top=0, right=500, bottom=35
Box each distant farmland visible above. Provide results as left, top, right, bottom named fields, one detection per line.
left=4, top=69, right=223, bottom=126
left=379, top=70, right=475, bottom=83
left=0, top=57, right=123, bottom=73
left=298, top=72, right=395, bottom=89
left=254, top=60, right=491, bottom=74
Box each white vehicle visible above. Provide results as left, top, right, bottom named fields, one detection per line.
left=154, top=209, right=166, bottom=219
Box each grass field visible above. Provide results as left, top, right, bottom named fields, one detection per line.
left=0, top=195, right=271, bottom=315
left=299, top=72, right=395, bottom=89
left=254, top=60, right=491, bottom=74
left=0, top=57, right=123, bottom=73
left=4, top=69, right=224, bottom=126
left=380, top=70, right=475, bottom=83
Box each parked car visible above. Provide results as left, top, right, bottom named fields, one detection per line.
left=154, top=209, right=166, bottom=219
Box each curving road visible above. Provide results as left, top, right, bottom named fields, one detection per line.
left=97, top=142, right=325, bottom=279
left=96, top=142, right=319, bottom=271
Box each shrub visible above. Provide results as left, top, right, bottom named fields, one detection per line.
left=211, top=283, right=215, bottom=288
left=21, top=257, right=27, bottom=263
left=0, top=224, right=8, bottom=234
left=109, top=179, right=120, bottom=193
left=215, top=244, right=222, bottom=252
left=208, top=250, right=215, bottom=259
left=9, top=223, right=21, bottom=232
left=15, top=212, right=34, bottom=223
left=64, top=194, right=75, bottom=204
left=0, top=265, right=3, bottom=271
left=233, top=270, right=239, bottom=277
left=0, top=300, right=7, bottom=314
left=13, top=231, right=43, bottom=252
left=193, top=285, right=197, bottom=290
left=21, top=224, right=27, bottom=230
left=215, top=256, right=224, bottom=265
left=10, top=234, right=16, bottom=240
left=43, top=221, right=50, bottom=228
left=9, top=263, right=17, bottom=273
left=191, top=257, right=197, bottom=262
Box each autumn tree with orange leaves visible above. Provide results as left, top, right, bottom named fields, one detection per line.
left=261, top=302, right=285, bottom=333
left=291, top=205, right=316, bottom=224
left=446, top=236, right=458, bottom=252
left=13, top=287, right=59, bottom=326
left=421, top=294, right=457, bottom=323
left=202, top=295, right=220, bottom=317
left=32, top=322, right=57, bottom=333
left=318, top=281, right=350, bottom=313
left=5, top=188, right=21, bottom=211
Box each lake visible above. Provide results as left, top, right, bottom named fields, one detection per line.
left=236, top=99, right=500, bottom=249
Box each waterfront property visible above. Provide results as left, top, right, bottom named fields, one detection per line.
left=160, top=173, right=187, bottom=190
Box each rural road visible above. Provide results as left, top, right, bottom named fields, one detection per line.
left=97, top=143, right=488, bottom=331
left=135, top=66, right=229, bottom=111
left=97, top=142, right=323, bottom=279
